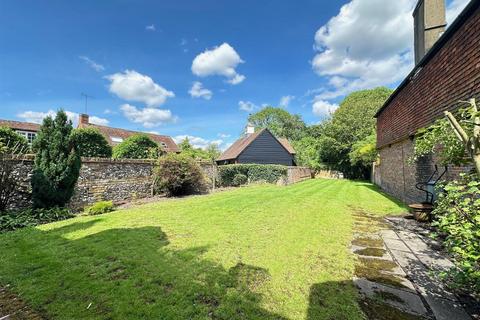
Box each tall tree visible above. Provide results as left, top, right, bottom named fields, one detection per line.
left=318, top=87, right=393, bottom=179
left=31, top=110, right=81, bottom=208
left=248, top=107, right=306, bottom=141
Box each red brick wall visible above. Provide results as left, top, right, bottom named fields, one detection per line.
left=377, top=4, right=480, bottom=148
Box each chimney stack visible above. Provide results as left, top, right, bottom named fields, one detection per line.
left=79, top=114, right=89, bottom=127
left=246, top=123, right=255, bottom=135
left=413, top=0, right=447, bottom=65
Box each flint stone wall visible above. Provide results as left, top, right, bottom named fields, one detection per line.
left=7, top=157, right=217, bottom=210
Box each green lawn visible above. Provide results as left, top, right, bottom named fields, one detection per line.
left=0, top=179, right=405, bottom=320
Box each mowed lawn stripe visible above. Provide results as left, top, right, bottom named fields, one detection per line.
left=0, top=179, right=406, bottom=320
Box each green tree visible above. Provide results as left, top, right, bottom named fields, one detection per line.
left=318, top=87, right=393, bottom=179
left=248, top=107, right=307, bottom=141
left=349, top=133, right=378, bottom=168
left=0, top=126, right=29, bottom=153
left=291, top=136, right=323, bottom=171
left=71, top=127, right=112, bottom=158
left=112, top=134, right=160, bottom=159
left=31, top=110, right=81, bottom=208
left=178, top=138, right=219, bottom=161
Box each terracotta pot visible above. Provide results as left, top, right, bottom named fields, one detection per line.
left=408, top=203, right=434, bottom=222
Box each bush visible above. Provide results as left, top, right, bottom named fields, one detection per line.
left=154, top=153, right=206, bottom=196
left=86, top=201, right=114, bottom=215
left=432, top=173, right=480, bottom=295
left=71, top=128, right=112, bottom=158
left=113, top=134, right=161, bottom=159
left=0, top=207, right=73, bottom=232
left=218, top=164, right=288, bottom=186
left=31, top=110, right=81, bottom=208
left=232, top=174, right=248, bottom=186
left=0, top=126, right=29, bottom=153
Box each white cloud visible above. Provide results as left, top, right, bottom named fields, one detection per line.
left=173, top=135, right=223, bottom=150
left=312, top=0, right=416, bottom=100
left=191, top=43, right=245, bottom=85
left=311, top=0, right=470, bottom=101
left=312, top=99, right=339, bottom=117
left=120, top=104, right=176, bottom=128
left=17, top=110, right=109, bottom=126
left=79, top=56, right=105, bottom=72
left=106, top=70, right=174, bottom=107
left=145, top=24, right=156, bottom=31
left=238, top=101, right=256, bottom=112
left=446, top=0, right=470, bottom=24
left=279, top=95, right=295, bottom=108
left=188, top=81, right=212, bottom=100
left=218, top=133, right=231, bottom=138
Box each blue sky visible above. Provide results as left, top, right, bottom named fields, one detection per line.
left=0, top=0, right=469, bottom=149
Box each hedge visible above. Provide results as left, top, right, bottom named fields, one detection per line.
left=218, top=164, right=288, bottom=186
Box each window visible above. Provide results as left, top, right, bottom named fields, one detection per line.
left=16, top=130, right=37, bottom=144
left=160, top=142, right=167, bottom=149
left=111, top=136, right=123, bottom=143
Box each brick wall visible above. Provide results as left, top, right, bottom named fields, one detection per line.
left=375, top=138, right=471, bottom=204
left=376, top=3, right=480, bottom=148
left=284, top=167, right=312, bottom=185
left=375, top=3, right=479, bottom=203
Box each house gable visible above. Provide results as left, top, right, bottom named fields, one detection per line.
left=237, top=129, right=294, bottom=165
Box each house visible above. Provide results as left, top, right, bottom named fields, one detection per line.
left=216, top=125, right=296, bottom=166
left=0, top=119, right=40, bottom=144
left=77, top=114, right=179, bottom=153
left=374, top=0, right=480, bottom=203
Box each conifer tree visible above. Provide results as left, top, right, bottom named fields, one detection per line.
left=31, top=110, right=81, bottom=208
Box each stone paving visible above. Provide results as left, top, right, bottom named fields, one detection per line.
left=351, top=209, right=472, bottom=320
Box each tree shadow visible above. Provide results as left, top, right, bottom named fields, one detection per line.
left=0, top=222, right=287, bottom=320
left=306, top=281, right=425, bottom=320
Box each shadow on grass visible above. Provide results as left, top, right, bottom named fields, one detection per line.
left=0, top=222, right=286, bottom=320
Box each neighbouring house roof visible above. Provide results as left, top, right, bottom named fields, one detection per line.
left=0, top=119, right=40, bottom=132
left=375, top=0, right=480, bottom=118
left=217, top=128, right=295, bottom=161
left=80, top=123, right=180, bottom=153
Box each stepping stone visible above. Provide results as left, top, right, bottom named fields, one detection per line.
left=354, top=277, right=428, bottom=316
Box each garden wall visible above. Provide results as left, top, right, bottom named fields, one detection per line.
left=284, top=167, right=312, bottom=185
left=8, top=158, right=217, bottom=210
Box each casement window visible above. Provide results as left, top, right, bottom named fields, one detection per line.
left=16, top=130, right=37, bottom=144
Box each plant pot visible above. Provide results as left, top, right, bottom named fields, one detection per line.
left=408, top=203, right=434, bottom=222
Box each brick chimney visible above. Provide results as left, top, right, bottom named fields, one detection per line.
left=79, top=113, right=89, bottom=127
left=413, top=0, right=447, bottom=65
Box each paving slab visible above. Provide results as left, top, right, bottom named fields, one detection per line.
left=354, top=277, right=428, bottom=316
left=423, top=294, right=471, bottom=320
left=380, top=229, right=401, bottom=240
left=383, top=237, right=411, bottom=252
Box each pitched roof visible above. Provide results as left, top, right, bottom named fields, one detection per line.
left=80, top=123, right=179, bottom=153
left=375, top=0, right=480, bottom=118
left=217, top=128, right=295, bottom=161
left=0, top=119, right=40, bottom=132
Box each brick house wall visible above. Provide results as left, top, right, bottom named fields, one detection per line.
left=375, top=2, right=480, bottom=203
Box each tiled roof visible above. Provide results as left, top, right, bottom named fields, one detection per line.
left=80, top=123, right=179, bottom=153
left=0, top=119, right=40, bottom=132
left=217, top=128, right=295, bottom=161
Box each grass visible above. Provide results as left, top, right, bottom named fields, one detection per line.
left=0, top=179, right=406, bottom=320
